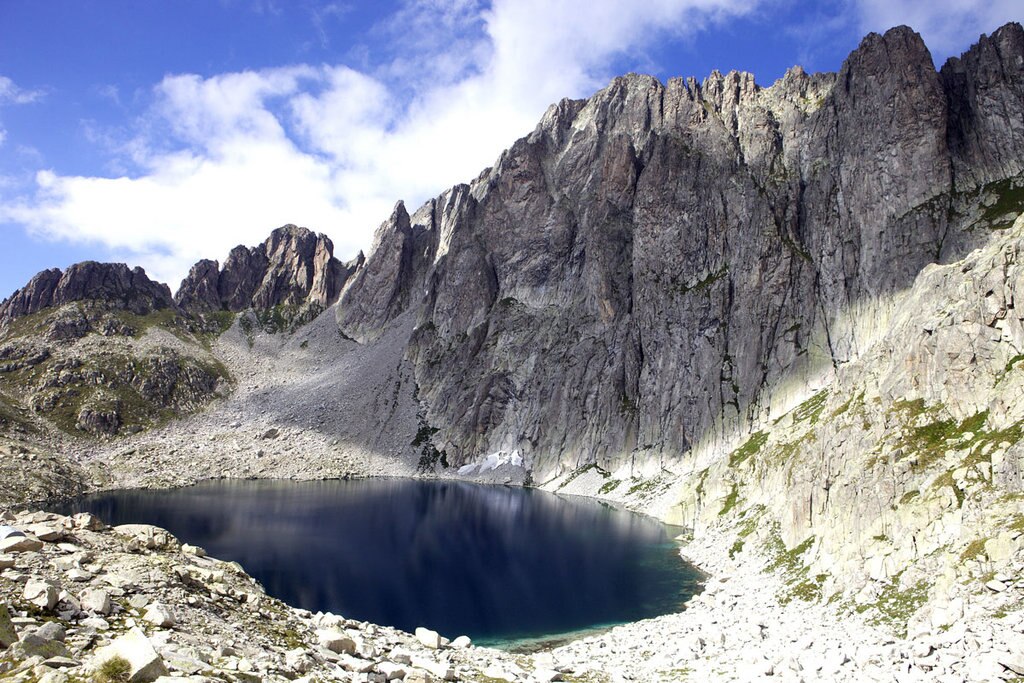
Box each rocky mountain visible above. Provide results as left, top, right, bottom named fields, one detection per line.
left=0, top=262, right=173, bottom=329
left=338, top=23, right=1024, bottom=478
left=0, top=225, right=358, bottom=439
left=175, top=225, right=358, bottom=316
left=2, top=23, right=1024, bottom=676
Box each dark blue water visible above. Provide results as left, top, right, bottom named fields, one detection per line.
left=52, top=479, right=701, bottom=647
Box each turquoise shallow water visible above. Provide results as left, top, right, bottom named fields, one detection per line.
left=52, top=478, right=703, bottom=648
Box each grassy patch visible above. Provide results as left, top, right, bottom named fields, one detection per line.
left=718, top=482, right=740, bottom=517
left=627, top=476, right=664, bottom=496
left=793, top=390, right=829, bottom=425
left=252, top=303, right=324, bottom=334
left=598, top=479, right=622, bottom=495
left=961, top=538, right=989, bottom=562
left=95, top=656, right=132, bottom=683
left=980, top=176, right=1024, bottom=230
left=855, top=576, right=930, bottom=635
left=558, top=463, right=610, bottom=489
left=767, top=535, right=815, bottom=574
left=728, top=431, right=767, bottom=468
left=782, top=574, right=829, bottom=605
left=898, top=489, right=920, bottom=505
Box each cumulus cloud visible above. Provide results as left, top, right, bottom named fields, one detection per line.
left=853, top=0, right=1022, bottom=61
left=5, top=0, right=766, bottom=289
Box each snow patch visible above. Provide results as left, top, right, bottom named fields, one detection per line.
left=457, top=450, right=523, bottom=476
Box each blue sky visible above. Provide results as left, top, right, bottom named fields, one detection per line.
left=0, top=0, right=1020, bottom=298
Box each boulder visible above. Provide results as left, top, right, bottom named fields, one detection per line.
left=66, top=568, right=92, bottom=582
left=180, top=544, right=206, bottom=557
left=25, top=524, right=64, bottom=542
left=411, top=655, right=455, bottom=681
left=1000, top=653, right=1024, bottom=676
left=80, top=588, right=112, bottom=615
left=143, top=603, right=176, bottom=628
left=34, top=621, right=66, bottom=642
left=71, top=513, right=106, bottom=531
left=449, top=635, right=471, bottom=649
left=0, top=534, right=43, bottom=553
left=284, top=648, right=316, bottom=674
left=24, top=579, right=59, bottom=610
left=0, top=603, right=16, bottom=648
left=315, top=628, right=355, bottom=654
left=377, top=661, right=406, bottom=680
left=11, top=632, right=71, bottom=660
left=0, top=554, right=14, bottom=570
left=94, top=627, right=170, bottom=683
left=415, top=627, right=442, bottom=649
left=112, top=525, right=179, bottom=551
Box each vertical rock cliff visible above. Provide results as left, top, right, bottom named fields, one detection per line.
left=336, top=23, right=1024, bottom=478
left=176, top=225, right=356, bottom=314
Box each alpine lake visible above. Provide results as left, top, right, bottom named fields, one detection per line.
left=51, top=478, right=703, bottom=650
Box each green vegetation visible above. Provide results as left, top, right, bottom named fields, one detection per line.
left=855, top=575, right=930, bottom=635
left=626, top=476, right=665, bottom=496
left=899, top=489, right=920, bottom=505
left=831, top=390, right=865, bottom=419
left=558, top=463, right=611, bottom=489
left=598, top=479, right=622, bottom=495
left=412, top=420, right=448, bottom=472
left=618, top=393, right=638, bottom=417
left=999, top=356, right=1024, bottom=382
left=758, top=522, right=828, bottom=604
left=718, top=482, right=740, bottom=517
left=694, top=467, right=710, bottom=500
left=781, top=232, right=813, bottom=262
left=95, top=656, right=132, bottom=683
left=728, top=431, right=767, bottom=468
left=671, top=264, right=729, bottom=295
left=251, top=303, right=323, bottom=334
left=784, top=574, right=829, bottom=605
left=793, top=390, right=829, bottom=426
left=960, top=538, right=989, bottom=562
left=767, top=535, right=815, bottom=574
left=979, top=177, right=1024, bottom=230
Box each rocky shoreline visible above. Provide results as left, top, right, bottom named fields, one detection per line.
left=2, top=480, right=1024, bottom=682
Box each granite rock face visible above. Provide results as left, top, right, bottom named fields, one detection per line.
left=0, top=263, right=172, bottom=328
left=337, top=22, right=1024, bottom=478
left=175, top=225, right=354, bottom=313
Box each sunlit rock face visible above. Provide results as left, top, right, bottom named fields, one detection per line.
left=337, top=23, right=1024, bottom=477
left=175, top=225, right=359, bottom=313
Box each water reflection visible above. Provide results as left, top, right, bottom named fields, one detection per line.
left=53, top=479, right=702, bottom=646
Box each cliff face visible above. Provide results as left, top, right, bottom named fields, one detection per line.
left=0, top=263, right=173, bottom=328
left=337, top=23, right=1024, bottom=477
left=175, top=225, right=356, bottom=314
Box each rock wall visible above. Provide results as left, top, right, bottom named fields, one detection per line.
left=0, top=263, right=173, bottom=329
left=175, top=225, right=357, bottom=314
left=337, top=23, right=1024, bottom=478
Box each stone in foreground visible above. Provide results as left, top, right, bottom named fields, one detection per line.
left=95, top=627, right=170, bottom=683
left=0, top=603, right=16, bottom=648
left=0, top=535, right=43, bottom=553
left=143, top=603, right=176, bottom=628
left=415, top=627, right=442, bottom=649
left=23, top=579, right=58, bottom=610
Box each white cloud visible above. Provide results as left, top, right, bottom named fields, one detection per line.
left=854, top=0, right=1022, bottom=61
left=4, top=0, right=763, bottom=291
left=0, top=76, right=44, bottom=105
